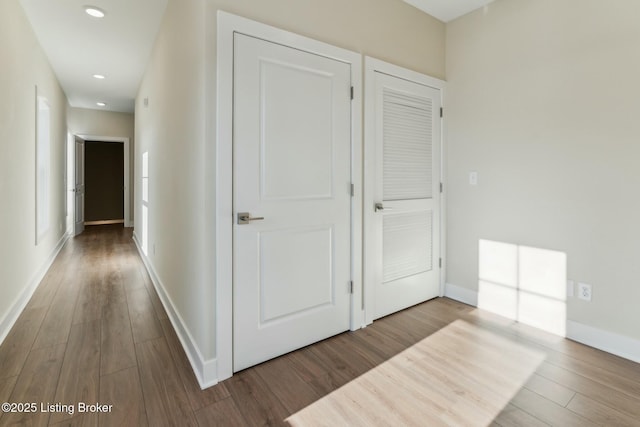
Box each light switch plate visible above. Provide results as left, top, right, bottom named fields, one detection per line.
left=469, top=171, right=478, bottom=186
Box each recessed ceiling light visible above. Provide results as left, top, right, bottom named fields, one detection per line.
left=93, top=74, right=105, bottom=79
left=84, top=6, right=105, bottom=18
left=96, top=102, right=107, bottom=107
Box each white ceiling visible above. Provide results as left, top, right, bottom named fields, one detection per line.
left=18, top=0, right=487, bottom=114
left=404, top=0, right=494, bottom=22
left=19, top=0, right=168, bottom=113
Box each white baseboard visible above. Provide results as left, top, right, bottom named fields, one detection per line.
left=444, top=282, right=640, bottom=365
left=444, top=282, right=478, bottom=307
left=567, top=320, right=640, bottom=364
left=132, top=232, right=218, bottom=389
left=0, top=231, right=71, bottom=346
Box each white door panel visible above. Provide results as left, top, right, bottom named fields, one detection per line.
left=233, top=33, right=352, bottom=372
left=74, top=139, right=84, bottom=235
left=368, top=69, right=441, bottom=320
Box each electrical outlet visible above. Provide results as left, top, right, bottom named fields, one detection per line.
left=577, top=282, right=592, bottom=301
left=567, top=280, right=574, bottom=298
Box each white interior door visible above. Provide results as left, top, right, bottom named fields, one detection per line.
left=367, top=68, right=442, bottom=320
left=232, top=33, right=353, bottom=371
left=74, top=138, right=85, bottom=235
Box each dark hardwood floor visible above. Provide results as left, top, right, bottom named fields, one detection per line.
left=1, top=225, right=639, bottom=426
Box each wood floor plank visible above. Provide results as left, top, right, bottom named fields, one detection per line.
left=194, top=398, right=246, bottom=427
left=31, top=280, right=78, bottom=350
left=27, top=257, right=66, bottom=310
left=50, top=320, right=101, bottom=425
left=0, top=375, right=18, bottom=406
left=3, top=226, right=640, bottom=427
left=120, top=249, right=146, bottom=293
left=463, top=307, right=640, bottom=392
left=254, top=355, right=321, bottom=413
left=493, top=403, right=550, bottom=427
left=148, top=288, right=169, bottom=320
left=143, top=281, right=169, bottom=321
left=285, top=347, right=350, bottom=396
left=127, top=287, right=163, bottom=343
left=553, top=339, right=640, bottom=384
left=99, top=366, right=148, bottom=427
left=510, top=388, right=598, bottom=427
left=383, top=307, right=445, bottom=341
left=136, top=337, right=197, bottom=426
left=419, top=322, right=546, bottom=392
left=308, top=335, right=376, bottom=380
left=225, top=369, right=290, bottom=427
left=72, top=270, right=106, bottom=325
left=285, top=346, right=334, bottom=383
left=100, top=285, right=136, bottom=376
left=49, top=415, right=96, bottom=426
left=418, top=297, right=475, bottom=323
left=566, top=393, right=640, bottom=427
left=0, top=306, right=47, bottom=379
left=349, top=324, right=408, bottom=360
left=0, top=344, right=31, bottom=382
left=525, top=373, right=576, bottom=407
left=536, top=361, right=640, bottom=420
left=1, top=344, right=65, bottom=426
left=159, top=318, right=230, bottom=411
left=546, top=353, right=640, bottom=400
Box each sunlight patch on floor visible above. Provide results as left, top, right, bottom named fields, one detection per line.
left=286, top=319, right=546, bottom=426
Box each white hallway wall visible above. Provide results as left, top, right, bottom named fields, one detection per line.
left=0, top=0, right=69, bottom=343
left=134, top=0, right=445, bottom=384
left=446, top=0, right=640, bottom=343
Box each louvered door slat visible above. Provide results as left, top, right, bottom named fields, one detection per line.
left=382, top=88, right=433, bottom=201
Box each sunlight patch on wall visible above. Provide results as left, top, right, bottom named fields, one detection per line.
left=478, top=240, right=567, bottom=337
left=141, top=151, right=149, bottom=255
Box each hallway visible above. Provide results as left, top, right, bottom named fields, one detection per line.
left=0, top=226, right=223, bottom=426
left=2, top=227, right=640, bottom=426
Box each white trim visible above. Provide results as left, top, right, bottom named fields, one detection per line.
left=132, top=232, right=218, bottom=388
left=0, top=232, right=71, bottom=346
left=567, top=320, right=640, bottom=364
left=216, top=11, right=364, bottom=380
left=439, top=87, right=447, bottom=297
left=350, top=49, right=364, bottom=332
left=76, top=135, right=132, bottom=228
left=84, top=219, right=125, bottom=226
left=444, top=282, right=478, bottom=307
left=444, top=282, right=640, bottom=364
left=363, top=56, right=446, bottom=325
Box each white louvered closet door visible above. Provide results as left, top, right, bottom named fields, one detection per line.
left=370, top=70, right=441, bottom=320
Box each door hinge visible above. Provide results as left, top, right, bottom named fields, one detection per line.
left=349, top=281, right=354, bottom=294
left=350, top=183, right=355, bottom=197
left=440, top=182, right=443, bottom=193
left=350, top=86, right=354, bottom=100
left=440, top=107, right=443, bottom=118
left=439, top=258, right=442, bottom=268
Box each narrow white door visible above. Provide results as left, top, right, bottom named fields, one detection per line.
left=233, top=34, right=353, bottom=371
left=367, top=69, right=442, bottom=320
left=74, top=138, right=85, bottom=235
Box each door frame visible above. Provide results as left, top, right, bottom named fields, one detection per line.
left=74, top=134, right=132, bottom=228
left=363, top=57, right=447, bottom=326
left=73, top=136, right=85, bottom=236
left=216, top=11, right=363, bottom=381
